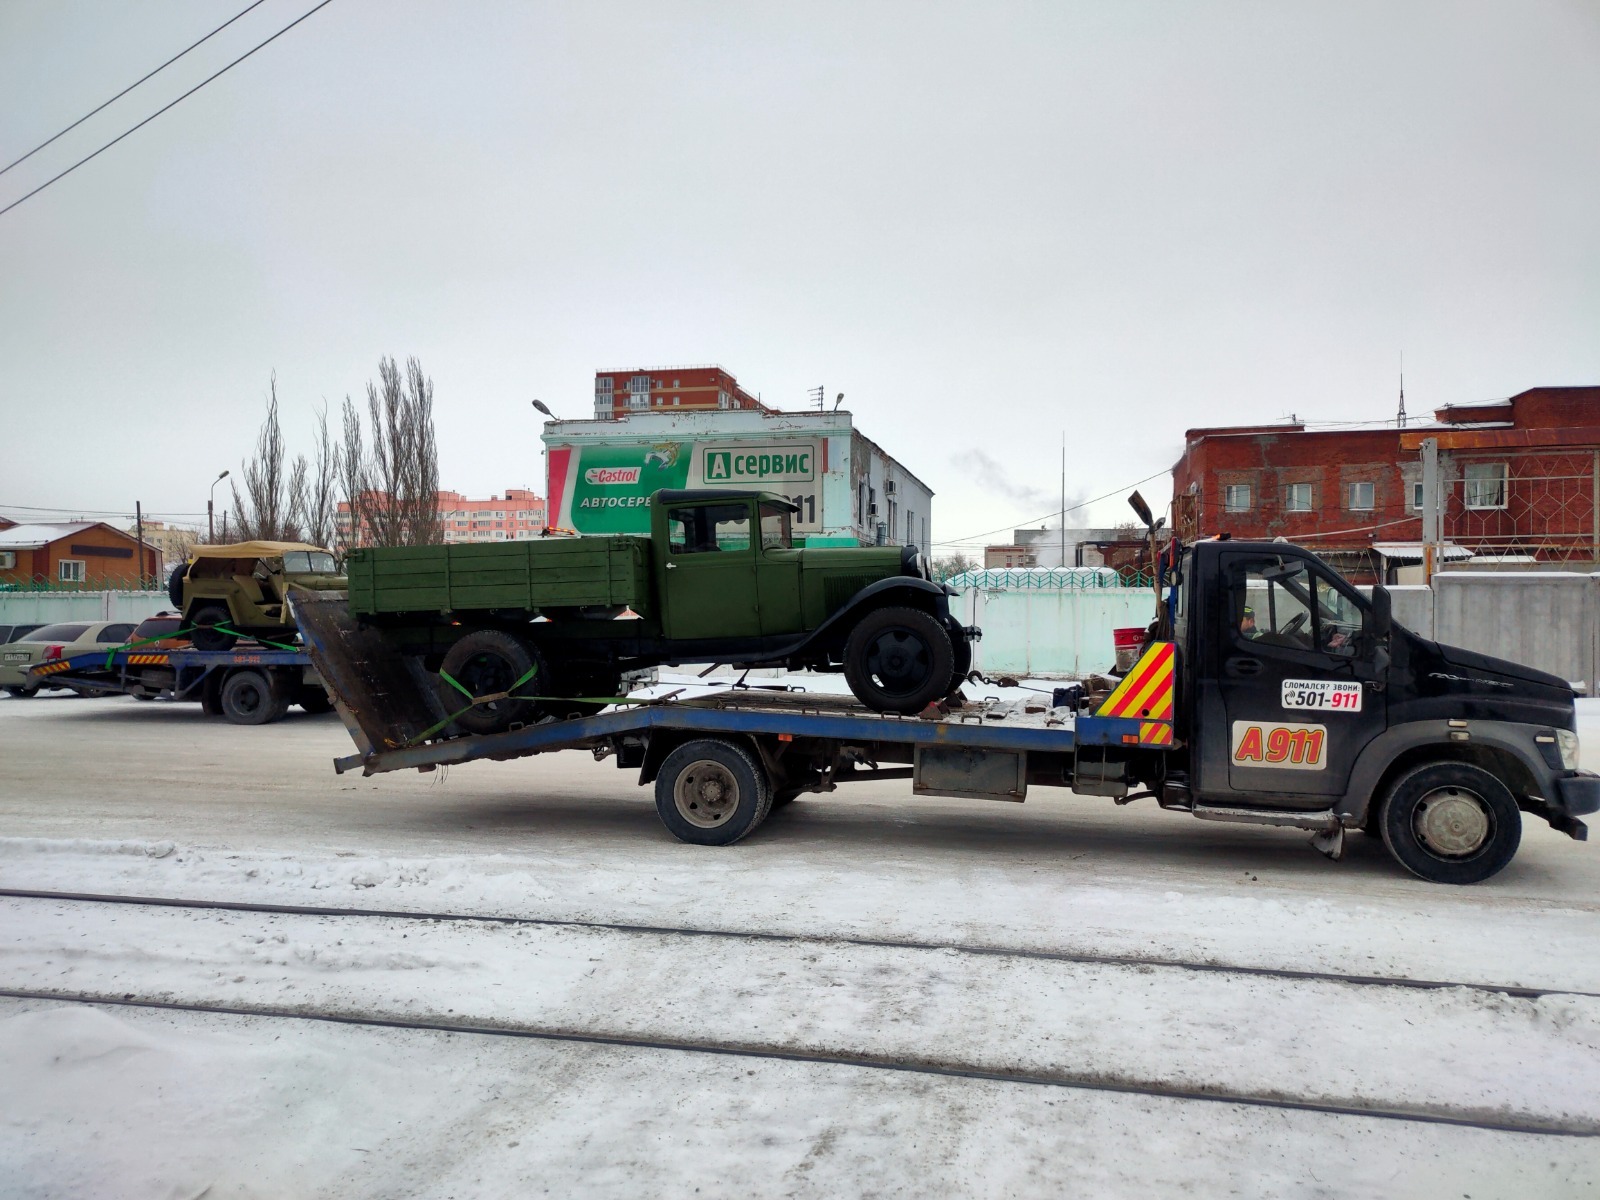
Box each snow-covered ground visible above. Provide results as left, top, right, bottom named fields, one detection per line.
left=3, top=689, right=1599, bottom=1197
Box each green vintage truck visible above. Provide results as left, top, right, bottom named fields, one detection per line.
left=345, top=489, right=977, bottom=731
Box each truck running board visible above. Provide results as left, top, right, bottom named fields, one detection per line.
left=1190, top=805, right=1340, bottom=832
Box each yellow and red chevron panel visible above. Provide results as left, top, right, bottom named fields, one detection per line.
left=1097, top=641, right=1175, bottom=721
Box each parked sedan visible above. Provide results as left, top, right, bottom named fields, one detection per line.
left=1, top=621, right=138, bottom=697
left=0, top=624, right=42, bottom=645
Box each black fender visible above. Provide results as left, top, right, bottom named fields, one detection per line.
left=793, top=577, right=958, bottom=659
left=1338, top=719, right=1563, bottom=826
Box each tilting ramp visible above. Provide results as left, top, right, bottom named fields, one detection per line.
left=289, top=589, right=449, bottom=754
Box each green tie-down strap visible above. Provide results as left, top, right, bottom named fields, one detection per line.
left=99, top=622, right=299, bottom=669
left=400, top=664, right=648, bottom=748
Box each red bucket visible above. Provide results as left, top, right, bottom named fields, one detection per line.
left=1112, top=627, right=1145, bottom=673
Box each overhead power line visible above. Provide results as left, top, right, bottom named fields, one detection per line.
left=0, top=0, right=336, bottom=220
left=0, top=0, right=270, bottom=179
left=930, top=468, right=1173, bottom=549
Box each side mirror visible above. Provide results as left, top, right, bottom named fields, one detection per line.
left=1369, top=583, right=1392, bottom=639
left=1128, top=491, right=1154, bottom=528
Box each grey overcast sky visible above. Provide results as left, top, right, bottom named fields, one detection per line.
left=2, top=0, right=1597, bottom=548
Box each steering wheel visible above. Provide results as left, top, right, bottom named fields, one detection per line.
left=1282, top=612, right=1309, bottom=637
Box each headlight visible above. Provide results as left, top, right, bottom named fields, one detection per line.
left=1558, top=729, right=1580, bottom=771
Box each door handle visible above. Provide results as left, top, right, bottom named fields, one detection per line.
left=1227, top=657, right=1263, bottom=677
left=666, top=562, right=677, bottom=570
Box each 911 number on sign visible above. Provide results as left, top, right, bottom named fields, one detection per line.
left=1230, top=721, right=1327, bottom=770
left=1281, top=679, right=1362, bottom=712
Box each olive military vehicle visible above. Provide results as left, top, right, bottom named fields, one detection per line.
left=345, top=489, right=977, bottom=729
left=170, top=541, right=345, bottom=652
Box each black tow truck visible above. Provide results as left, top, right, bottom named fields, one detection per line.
left=292, top=497, right=1598, bottom=884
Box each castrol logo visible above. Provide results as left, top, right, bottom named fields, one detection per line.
left=584, top=467, right=642, bottom=485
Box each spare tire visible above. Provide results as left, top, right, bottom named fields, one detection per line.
left=438, top=630, right=545, bottom=735
left=167, top=564, right=187, bottom=609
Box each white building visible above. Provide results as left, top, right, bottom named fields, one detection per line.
left=541, top=407, right=932, bottom=553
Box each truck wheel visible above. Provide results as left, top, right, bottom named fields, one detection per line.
left=843, top=607, right=955, bottom=714
left=1379, top=761, right=1522, bottom=885
left=655, top=739, right=772, bottom=846
left=167, top=564, right=187, bottom=609
left=438, top=631, right=544, bottom=735
left=190, top=605, right=238, bottom=652
left=5, top=685, right=39, bottom=699
left=220, top=669, right=288, bottom=725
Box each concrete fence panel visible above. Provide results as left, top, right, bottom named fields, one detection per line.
left=1430, top=572, right=1597, bottom=689
left=956, top=587, right=1152, bottom=677
left=0, top=591, right=169, bottom=629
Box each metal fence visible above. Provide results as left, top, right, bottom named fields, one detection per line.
left=944, top=567, right=1156, bottom=591
left=0, top=579, right=166, bottom=594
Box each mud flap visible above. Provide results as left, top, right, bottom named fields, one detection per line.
left=1310, top=826, right=1346, bottom=861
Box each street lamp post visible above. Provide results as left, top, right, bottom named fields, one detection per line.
left=208, top=470, right=230, bottom=541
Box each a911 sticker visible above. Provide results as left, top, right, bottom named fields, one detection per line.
left=1281, top=679, right=1363, bottom=712
left=1231, top=721, right=1327, bottom=770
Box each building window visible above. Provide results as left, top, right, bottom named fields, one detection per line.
left=59, top=559, right=86, bottom=583
left=1284, top=482, right=1314, bottom=512
left=1464, top=463, right=1507, bottom=510
left=1347, top=481, right=1375, bottom=511
left=1410, top=482, right=1424, bottom=510
left=1223, top=484, right=1252, bottom=512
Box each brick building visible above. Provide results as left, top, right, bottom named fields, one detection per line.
left=336, top=489, right=546, bottom=548
left=1171, top=385, right=1600, bottom=583
left=592, top=365, right=769, bottom=420
left=0, top=521, right=161, bottom=588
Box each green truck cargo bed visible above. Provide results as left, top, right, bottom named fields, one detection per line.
left=346, top=536, right=650, bottom=615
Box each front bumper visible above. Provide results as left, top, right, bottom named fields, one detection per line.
left=1556, top=771, right=1600, bottom=816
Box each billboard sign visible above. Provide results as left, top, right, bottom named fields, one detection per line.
left=548, top=438, right=823, bottom=535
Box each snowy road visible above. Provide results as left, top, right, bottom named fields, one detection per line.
left=3, top=693, right=1600, bottom=1197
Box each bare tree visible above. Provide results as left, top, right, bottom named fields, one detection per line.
left=338, top=356, right=441, bottom=548
left=229, top=374, right=303, bottom=542
left=337, top=393, right=367, bottom=553
left=293, top=402, right=341, bottom=550
left=933, top=552, right=977, bottom=581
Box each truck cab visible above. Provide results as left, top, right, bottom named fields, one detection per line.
left=1144, top=538, right=1598, bottom=882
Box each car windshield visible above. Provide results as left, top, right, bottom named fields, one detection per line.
left=280, top=551, right=338, bottom=574
left=24, top=623, right=90, bottom=642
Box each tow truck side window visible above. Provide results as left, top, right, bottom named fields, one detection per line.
left=1235, top=561, right=1313, bottom=650
left=1230, top=557, right=1366, bottom=658
left=1315, top=575, right=1363, bottom=657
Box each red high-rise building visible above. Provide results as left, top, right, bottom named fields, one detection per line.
left=1171, top=386, right=1600, bottom=582
left=592, top=365, right=770, bottom=419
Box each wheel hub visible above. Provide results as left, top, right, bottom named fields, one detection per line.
left=675, top=761, right=739, bottom=828
left=867, top=629, right=931, bottom=694
left=1414, top=787, right=1491, bottom=857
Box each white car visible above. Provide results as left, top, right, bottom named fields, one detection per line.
left=1, top=621, right=138, bottom=698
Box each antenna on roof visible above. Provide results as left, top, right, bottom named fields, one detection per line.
left=1397, top=353, right=1407, bottom=428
